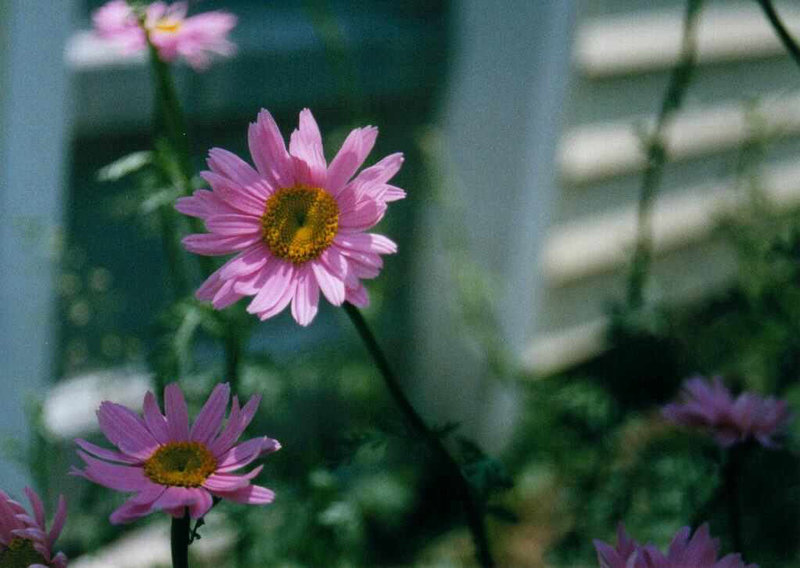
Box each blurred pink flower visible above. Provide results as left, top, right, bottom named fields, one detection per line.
left=0, top=487, right=68, bottom=567
left=92, top=1, right=236, bottom=70
left=593, top=523, right=639, bottom=568
left=594, top=524, right=757, bottom=568
left=662, top=375, right=792, bottom=448
left=177, top=108, right=406, bottom=326
left=72, top=383, right=280, bottom=525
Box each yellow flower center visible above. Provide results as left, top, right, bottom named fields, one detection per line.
left=0, top=537, right=45, bottom=568
left=154, top=19, right=182, bottom=34
left=261, top=186, right=339, bottom=264
left=143, top=442, right=217, bottom=488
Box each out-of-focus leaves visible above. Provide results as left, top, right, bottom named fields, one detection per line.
left=96, top=151, right=153, bottom=182
left=459, top=438, right=513, bottom=500
left=139, top=186, right=181, bottom=215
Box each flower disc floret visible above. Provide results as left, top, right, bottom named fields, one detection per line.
left=0, top=538, right=45, bottom=568
left=261, top=185, right=339, bottom=263
left=144, top=442, right=217, bottom=487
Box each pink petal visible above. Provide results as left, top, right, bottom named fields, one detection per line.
left=72, top=452, right=150, bottom=492
left=24, top=488, right=45, bottom=529
left=248, top=109, right=294, bottom=190
left=291, top=265, right=320, bottom=326
left=165, top=383, right=190, bottom=442
left=182, top=232, right=261, bottom=256
left=289, top=108, right=327, bottom=187
left=201, top=171, right=268, bottom=216
left=97, top=402, right=159, bottom=460
left=338, top=199, right=386, bottom=231
left=203, top=466, right=263, bottom=491
left=246, top=260, right=296, bottom=318
left=326, top=126, right=378, bottom=196
left=343, top=152, right=404, bottom=200
left=48, top=496, right=67, bottom=547
left=210, top=395, right=261, bottom=456
left=311, top=260, right=345, bottom=306
left=211, top=484, right=275, bottom=505
left=75, top=438, right=140, bottom=464
left=216, top=437, right=271, bottom=473
left=190, top=383, right=231, bottom=444
left=205, top=213, right=262, bottom=236
left=345, top=284, right=370, bottom=308
left=109, top=495, right=160, bottom=525
left=218, top=244, right=270, bottom=280
left=335, top=232, right=397, bottom=255
left=142, top=391, right=169, bottom=444
left=207, top=147, right=261, bottom=187
left=152, top=487, right=212, bottom=519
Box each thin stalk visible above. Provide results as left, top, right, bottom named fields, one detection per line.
left=626, top=0, right=703, bottom=309
left=724, top=446, right=744, bottom=554
left=171, top=510, right=191, bottom=568
left=343, top=303, right=494, bottom=568
left=141, top=24, right=243, bottom=388
left=757, top=0, right=800, bottom=70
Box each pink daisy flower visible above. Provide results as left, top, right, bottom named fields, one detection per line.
left=72, top=383, right=280, bottom=525
left=176, top=108, right=406, bottom=326
left=92, top=1, right=236, bottom=70
left=0, top=487, right=68, bottom=568
left=594, top=524, right=757, bottom=568
left=662, top=375, right=792, bottom=448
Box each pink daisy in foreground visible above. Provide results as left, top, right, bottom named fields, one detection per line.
left=92, top=1, right=236, bottom=70
left=177, top=108, right=406, bottom=326
left=72, top=383, right=280, bottom=524
left=0, top=487, right=67, bottom=567
left=594, top=524, right=757, bottom=568
left=662, top=375, right=792, bottom=448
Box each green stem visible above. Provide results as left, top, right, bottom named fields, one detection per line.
left=141, top=21, right=242, bottom=390
left=343, top=303, right=494, bottom=568
left=626, top=0, right=703, bottom=309
left=757, top=0, right=800, bottom=70
left=171, top=511, right=191, bottom=568
left=224, top=316, right=243, bottom=391
left=724, top=446, right=744, bottom=555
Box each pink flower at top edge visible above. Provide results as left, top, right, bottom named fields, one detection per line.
left=0, top=487, right=68, bottom=567
left=594, top=524, right=757, bottom=568
left=176, top=107, right=406, bottom=326
left=71, top=382, right=280, bottom=524
left=662, top=375, right=792, bottom=448
left=92, top=1, right=236, bottom=70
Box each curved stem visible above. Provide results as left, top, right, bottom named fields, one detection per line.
left=626, top=0, right=703, bottom=309
left=343, top=303, right=494, bottom=567
left=757, top=0, right=800, bottom=70
left=171, top=510, right=191, bottom=568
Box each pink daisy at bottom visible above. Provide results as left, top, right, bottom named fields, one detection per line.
left=92, top=1, right=236, bottom=70
left=72, top=383, right=280, bottom=524
left=662, top=375, right=791, bottom=448
left=594, top=523, right=757, bottom=568
left=0, top=487, right=67, bottom=568
left=176, top=108, right=406, bottom=326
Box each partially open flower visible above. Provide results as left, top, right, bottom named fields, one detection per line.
left=177, top=108, right=406, bottom=326
left=662, top=375, right=792, bottom=448
left=594, top=524, right=757, bottom=568
left=92, top=1, right=236, bottom=70
left=0, top=487, right=68, bottom=568
left=72, top=383, right=280, bottom=524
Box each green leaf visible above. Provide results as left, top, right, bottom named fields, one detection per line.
left=97, top=151, right=153, bottom=182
